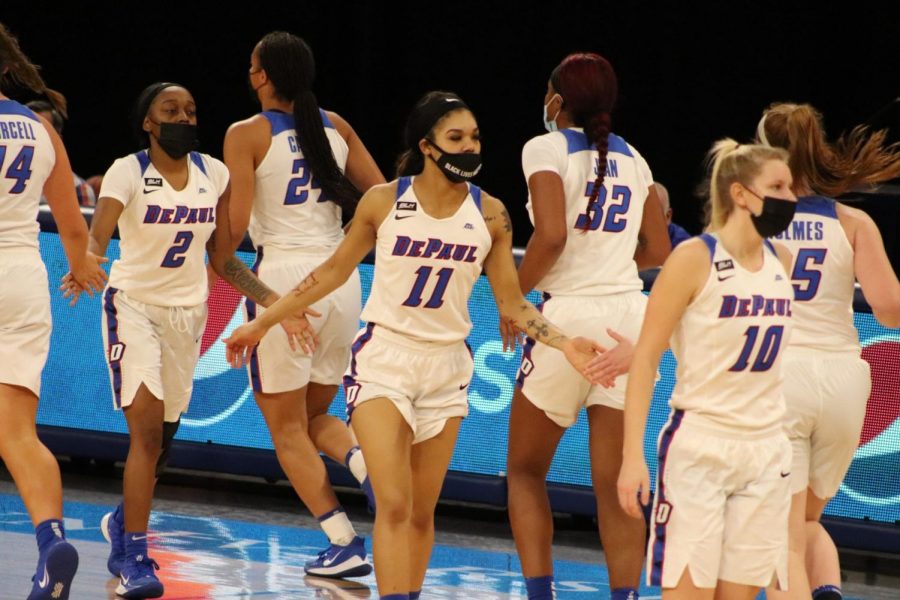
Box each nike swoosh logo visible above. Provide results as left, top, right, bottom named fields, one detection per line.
left=717, top=275, right=734, bottom=281
left=395, top=214, right=415, bottom=220
left=130, top=535, right=148, bottom=541
left=39, top=566, right=49, bottom=588
left=322, top=557, right=336, bottom=566
left=459, top=383, right=469, bottom=390
left=121, top=575, right=130, bottom=585
left=780, top=471, right=791, bottom=478
left=143, top=188, right=161, bottom=194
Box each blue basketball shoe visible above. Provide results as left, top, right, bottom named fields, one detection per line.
left=100, top=509, right=126, bottom=576
left=304, top=536, right=373, bottom=578
left=27, top=540, right=78, bottom=600
left=116, top=555, right=164, bottom=599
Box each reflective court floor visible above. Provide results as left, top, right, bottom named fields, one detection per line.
left=1, top=468, right=897, bottom=599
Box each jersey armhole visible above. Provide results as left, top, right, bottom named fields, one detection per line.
left=468, top=183, right=483, bottom=213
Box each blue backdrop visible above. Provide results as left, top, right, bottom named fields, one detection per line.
left=36, top=232, right=900, bottom=524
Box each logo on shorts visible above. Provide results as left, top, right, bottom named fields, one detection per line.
left=108, top=342, right=126, bottom=363
left=464, top=223, right=474, bottom=230
left=655, top=501, right=672, bottom=524
left=459, top=382, right=469, bottom=390
left=780, top=471, right=791, bottom=478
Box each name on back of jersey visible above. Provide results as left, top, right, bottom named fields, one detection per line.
left=773, top=220, right=824, bottom=241
left=0, top=120, right=38, bottom=141
left=594, top=157, right=618, bottom=177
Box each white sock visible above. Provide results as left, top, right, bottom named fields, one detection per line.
left=346, top=446, right=368, bottom=484
left=318, top=507, right=356, bottom=546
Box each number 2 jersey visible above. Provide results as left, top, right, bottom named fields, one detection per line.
left=772, top=196, right=858, bottom=354
left=0, top=100, right=54, bottom=250
left=521, top=128, right=654, bottom=297
left=360, top=177, right=492, bottom=344
left=670, top=234, right=794, bottom=433
left=99, top=150, right=228, bottom=306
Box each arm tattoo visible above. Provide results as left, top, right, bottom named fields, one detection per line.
left=500, top=207, right=512, bottom=233
left=525, top=318, right=550, bottom=340
left=291, top=272, right=319, bottom=297
left=222, top=256, right=274, bottom=305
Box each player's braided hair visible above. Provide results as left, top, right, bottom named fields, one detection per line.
left=396, top=91, right=470, bottom=177
left=759, top=102, right=900, bottom=197
left=550, top=53, right=617, bottom=232
left=257, top=31, right=361, bottom=217
left=0, top=22, right=67, bottom=118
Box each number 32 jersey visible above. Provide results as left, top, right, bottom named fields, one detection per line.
left=360, top=176, right=492, bottom=344
left=670, top=234, right=794, bottom=434
left=99, top=150, right=228, bottom=306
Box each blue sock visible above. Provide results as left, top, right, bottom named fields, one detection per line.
left=380, top=595, right=409, bottom=600
left=125, top=531, right=149, bottom=561
left=112, top=501, right=124, bottom=526
left=812, top=585, right=842, bottom=600
left=35, top=519, right=66, bottom=554
left=410, top=592, right=421, bottom=600
left=525, top=575, right=554, bottom=599
left=611, top=587, right=639, bottom=600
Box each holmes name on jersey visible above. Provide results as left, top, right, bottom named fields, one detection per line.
left=391, top=235, right=478, bottom=263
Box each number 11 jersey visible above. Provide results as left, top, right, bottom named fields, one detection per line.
left=360, top=177, right=492, bottom=344
left=99, top=150, right=228, bottom=306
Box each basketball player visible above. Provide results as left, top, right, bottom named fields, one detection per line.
left=224, top=91, right=609, bottom=600
left=615, top=141, right=797, bottom=599
left=61, top=82, right=305, bottom=599
left=223, top=31, right=385, bottom=577
left=0, top=22, right=108, bottom=600
left=506, top=52, right=670, bottom=600
left=757, top=103, right=900, bottom=600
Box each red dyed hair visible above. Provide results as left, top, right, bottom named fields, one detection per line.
left=550, top=53, right=618, bottom=230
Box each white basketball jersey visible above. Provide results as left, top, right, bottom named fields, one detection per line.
left=521, top=129, right=653, bottom=296
left=100, top=150, right=228, bottom=306
left=772, top=196, right=858, bottom=353
left=0, top=100, right=54, bottom=250
left=669, top=234, right=794, bottom=433
left=249, top=110, right=349, bottom=251
left=360, top=177, right=492, bottom=344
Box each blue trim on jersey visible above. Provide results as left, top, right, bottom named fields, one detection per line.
left=396, top=176, right=412, bottom=199
left=135, top=151, right=152, bottom=176
left=763, top=239, right=777, bottom=256
left=468, top=183, right=482, bottom=212
left=650, top=409, right=685, bottom=587
left=261, top=111, right=295, bottom=137
left=699, top=233, right=717, bottom=261
left=247, top=247, right=264, bottom=393
left=103, top=288, right=124, bottom=409
left=0, top=99, right=40, bottom=121
left=190, top=152, right=207, bottom=176
left=516, top=294, right=548, bottom=388
left=795, top=195, right=838, bottom=219
left=560, top=129, right=591, bottom=154
left=607, top=133, right=634, bottom=158
left=319, top=109, right=335, bottom=129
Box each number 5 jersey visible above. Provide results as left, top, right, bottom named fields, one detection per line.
left=99, top=150, right=228, bottom=306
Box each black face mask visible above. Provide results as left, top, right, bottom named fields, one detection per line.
left=426, top=139, right=482, bottom=183
left=152, top=122, right=199, bottom=160
left=744, top=187, right=796, bottom=238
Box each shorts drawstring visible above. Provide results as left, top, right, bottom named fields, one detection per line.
left=169, top=306, right=190, bottom=334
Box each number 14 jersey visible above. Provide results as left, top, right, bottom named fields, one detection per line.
left=360, top=177, right=492, bottom=344
left=670, top=234, right=794, bottom=434
left=99, top=150, right=228, bottom=306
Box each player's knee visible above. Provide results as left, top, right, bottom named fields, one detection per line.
left=590, top=460, right=620, bottom=490
left=506, top=454, right=550, bottom=483
left=269, top=421, right=310, bottom=453
left=375, top=489, right=412, bottom=525
left=410, top=505, right=435, bottom=532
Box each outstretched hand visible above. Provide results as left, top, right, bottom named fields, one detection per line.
left=60, top=252, right=109, bottom=306
left=561, top=336, right=608, bottom=384
left=224, top=321, right=268, bottom=368
left=584, top=328, right=635, bottom=388
left=281, top=307, right=322, bottom=354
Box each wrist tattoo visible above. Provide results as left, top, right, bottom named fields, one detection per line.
left=291, top=272, right=319, bottom=296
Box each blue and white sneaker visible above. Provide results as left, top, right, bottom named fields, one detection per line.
left=115, top=556, right=164, bottom=599
left=304, top=536, right=372, bottom=578
left=27, top=540, right=79, bottom=600
left=361, top=477, right=376, bottom=514
left=100, top=511, right=126, bottom=576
